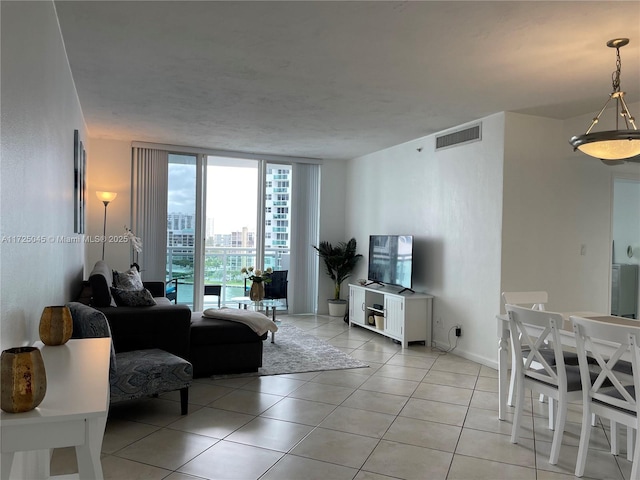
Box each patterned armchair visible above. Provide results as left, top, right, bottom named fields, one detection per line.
left=66, top=302, right=192, bottom=414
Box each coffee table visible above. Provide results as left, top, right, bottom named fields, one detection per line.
left=230, top=297, right=283, bottom=342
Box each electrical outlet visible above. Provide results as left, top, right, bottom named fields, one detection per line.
left=435, top=316, right=442, bottom=328
left=455, top=326, right=462, bottom=337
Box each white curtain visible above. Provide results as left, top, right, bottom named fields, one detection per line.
left=131, top=147, right=168, bottom=281
left=290, top=163, right=320, bottom=313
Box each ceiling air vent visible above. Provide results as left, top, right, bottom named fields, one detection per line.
left=435, top=123, right=482, bottom=151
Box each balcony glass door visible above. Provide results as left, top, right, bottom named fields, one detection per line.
left=204, top=156, right=260, bottom=308
left=166, top=153, right=299, bottom=311
left=166, top=153, right=197, bottom=306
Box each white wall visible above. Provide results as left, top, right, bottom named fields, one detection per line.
left=1, top=1, right=87, bottom=350
left=344, top=108, right=640, bottom=368
left=85, top=138, right=134, bottom=276
left=564, top=102, right=640, bottom=316
left=501, top=112, right=615, bottom=315
left=316, top=159, right=348, bottom=312
left=345, top=114, right=506, bottom=365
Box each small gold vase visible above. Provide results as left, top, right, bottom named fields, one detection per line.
left=1, top=347, right=47, bottom=413
left=249, top=281, right=265, bottom=301
left=39, top=305, right=73, bottom=346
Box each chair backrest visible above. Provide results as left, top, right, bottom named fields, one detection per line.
left=66, top=302, right=117, bottom=378
left=265, top=270, right=288, bottom=297
left=67, top=301, right=112, bottom=339
left=502, top=291, right=548, bottom=311
left=571, top=315, right=640, bottom=414
left=506, top=304, right=567, bottom=388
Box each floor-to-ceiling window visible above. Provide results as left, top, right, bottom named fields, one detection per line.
left=264, top=164, right=292, bottom=272
left=204, top=156, right=260, bottom=308
left=166, top=154, right=197, bottom=306
left=166, top=154, right=298, bottom=311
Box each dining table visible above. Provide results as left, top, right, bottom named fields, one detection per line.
left=496, top=310, right=639, bottom=421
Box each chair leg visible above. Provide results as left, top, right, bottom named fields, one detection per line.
left=507, top=365, right=517, bottom=407
left=631, top=427, right=639, bottom=480
left=180, top=388, right=189, bottom=415
left=574, top=404, right=592, bottom=477
left=510, top=375, right=525, bottom=444
left=628, top=426, right=635, bottom=461
left=549, top=398, right=556, bottom=430
left=549, top=395, right=567, bottom=465
left=611, top=421, right=619, bottom=455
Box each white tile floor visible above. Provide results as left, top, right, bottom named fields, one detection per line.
left=52, top=313, right=633, bottom=479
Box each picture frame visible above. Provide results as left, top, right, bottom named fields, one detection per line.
left=73, top=130, right=86, bottom=234
left=80, top=141, right=86, bottom=234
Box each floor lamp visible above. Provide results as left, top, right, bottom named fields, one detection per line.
left=96, top=191, right=117, bottom=261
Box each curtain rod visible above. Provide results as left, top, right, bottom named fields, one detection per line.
left=131, top=141, right=322, bottom=165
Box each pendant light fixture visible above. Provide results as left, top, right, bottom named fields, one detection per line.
left=569, top=38, right=640, bottom=162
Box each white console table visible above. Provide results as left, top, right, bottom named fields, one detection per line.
left=349, top=284, right=433, bottom=347
left=1, top=338, right=111, bottom=480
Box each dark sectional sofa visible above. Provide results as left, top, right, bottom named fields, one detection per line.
left=81, top=261, right=266, bottom=378
left=84, top=260, right=192, bottom=359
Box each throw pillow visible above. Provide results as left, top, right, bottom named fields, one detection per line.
left=89, top=261, right=117, bottom=307
left=113, top=267, right=144, bottom=291
left=110, top=287, right=157, bottom=307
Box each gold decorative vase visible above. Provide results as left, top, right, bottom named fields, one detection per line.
left=1, top=347, right=47, bottom=413
left=39, top=305, right=73, bottom=346
left=249, top=281, right=265, bottom=301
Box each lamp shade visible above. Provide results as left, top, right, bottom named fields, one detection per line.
left=570, top=131, right=640, bottom=161
left=39, top=306, right=73, bottom=346
left=570, top=38, right=640, bottom=163
left=96, top=191, right=118, bottom=204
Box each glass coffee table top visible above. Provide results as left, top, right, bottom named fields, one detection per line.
left=231, top=298, right=283, bottom=309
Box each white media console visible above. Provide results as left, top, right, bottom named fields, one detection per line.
left=348, top=283, right=433, bottom=347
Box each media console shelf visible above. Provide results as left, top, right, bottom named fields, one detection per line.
left=348, top=283, right=433, bottom=347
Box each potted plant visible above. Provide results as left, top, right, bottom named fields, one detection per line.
left=313, top=238, right=362, bottom=317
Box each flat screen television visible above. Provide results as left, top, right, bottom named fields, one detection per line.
left=367, top=235, right=414, bottom=292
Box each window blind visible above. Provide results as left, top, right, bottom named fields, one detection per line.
left=131, top=147, right=168, bottom=281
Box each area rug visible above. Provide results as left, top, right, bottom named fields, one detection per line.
left=213, top=324, right=368, bottom=378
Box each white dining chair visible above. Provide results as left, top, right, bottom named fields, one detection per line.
left=506, top=304, right=586, bottom=465
left=502, top=291, right=548, bottom=408
left=502, top=291, right=548, bottom=312
left=571, top=315, right=640, bottom=478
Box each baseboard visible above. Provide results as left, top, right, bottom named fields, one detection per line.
left=432, top=340, right=498, bottom=371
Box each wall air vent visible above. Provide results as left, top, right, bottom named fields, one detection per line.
left=435, top=123, right=482, bottom=151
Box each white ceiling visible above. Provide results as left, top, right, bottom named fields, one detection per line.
left=54, top=1, right=640, bottom=160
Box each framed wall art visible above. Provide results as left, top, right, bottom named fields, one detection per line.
left=73, top=129, right=86, bottom=234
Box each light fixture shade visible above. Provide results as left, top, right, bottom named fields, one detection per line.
left=570, top=131, right=640, bottom=160
left=96, top=191, right=118, bottom=203
left=570, top=38, right=639, bottom=163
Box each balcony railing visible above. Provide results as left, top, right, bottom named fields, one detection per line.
left=166, top=245, right=290, bottom=308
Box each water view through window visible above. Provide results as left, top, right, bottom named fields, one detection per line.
left=166, top=154, right=292, bottom=309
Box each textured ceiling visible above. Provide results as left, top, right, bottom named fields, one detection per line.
left=54, top=1, right=640, bottom=160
